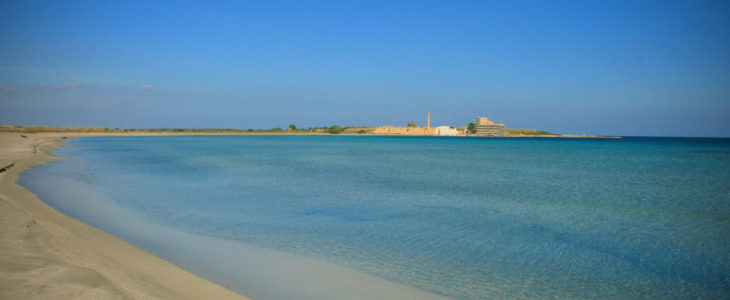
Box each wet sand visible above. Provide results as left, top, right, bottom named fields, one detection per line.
left=1, top=132, right=452, bottom=300
left=0, top=132, right=248, bottom=299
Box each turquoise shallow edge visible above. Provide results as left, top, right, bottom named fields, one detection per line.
left=20, top=135, right=730, bottom=299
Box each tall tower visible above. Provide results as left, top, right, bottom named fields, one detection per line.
left=427, top=111, right=431, bottom=129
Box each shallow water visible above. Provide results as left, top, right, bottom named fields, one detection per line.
left=20, top=136, right=730, bottom=299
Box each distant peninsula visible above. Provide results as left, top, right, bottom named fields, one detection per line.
left=1, top=112, right=619, bottom=138
left=0, top=124, right=616, bottom=138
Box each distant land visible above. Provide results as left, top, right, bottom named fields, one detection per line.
left=0, top=124, right=617, bottom=138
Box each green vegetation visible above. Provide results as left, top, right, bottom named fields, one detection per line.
left=407, top=120, right=416, bottom=127
left=0, top=126, right=127, bottom=133
left=0, top=126, right=274, bottom=134
left=0, top=124, right=458, bottom=136
left=327, top=125, right=345, bottom=134
left=143, top=128, right=247, bottom=133
left=299, top=125, right=374, bottom=134
left=505, top=128, right=559, bottom=136
left=1, top=125, right=563, bottom=137
left=344, top=127, right=372, bottom=134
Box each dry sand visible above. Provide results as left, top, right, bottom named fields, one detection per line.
left=0, top=132, right=248, bottom=299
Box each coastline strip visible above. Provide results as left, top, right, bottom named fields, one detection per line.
left=1, top=132, right=451, bottom=300
left=0, top=132, right=248, bottom=299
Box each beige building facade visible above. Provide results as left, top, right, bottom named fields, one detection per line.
left=372, top=112, right=480, bottom=136
left=473, top=117, right=505, bottom=136
left=373, top=112, right=438, bottom=135
left=373, top=126, right=436, bottom=135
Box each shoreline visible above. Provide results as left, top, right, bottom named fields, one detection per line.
left=0, top=132, right=248, bottom=299
left=0, top=128, right=621, bottom=138
left=1, top=132, right=450, bottom=300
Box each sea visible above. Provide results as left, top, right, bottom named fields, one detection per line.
left=19, top=135, right=730, bottom=299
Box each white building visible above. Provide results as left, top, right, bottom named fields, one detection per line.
left=434, top=126, right=458, bottom=136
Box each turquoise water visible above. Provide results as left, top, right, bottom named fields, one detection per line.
left=20, top=136, right=730, bottom=299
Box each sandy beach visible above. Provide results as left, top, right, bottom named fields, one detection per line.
left=1, top=132, right=453, bottom=300
left=0, top=132, right=248, bottom=299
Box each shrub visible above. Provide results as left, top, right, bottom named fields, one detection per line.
left=327, top=125, right=344, bottom=134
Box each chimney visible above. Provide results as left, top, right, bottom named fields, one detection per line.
left=427, top=111, right=431, bottom=129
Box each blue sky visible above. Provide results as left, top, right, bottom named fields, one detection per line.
left=1, top=0, right=728, bottom=136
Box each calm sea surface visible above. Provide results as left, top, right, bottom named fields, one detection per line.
left=20, top=136, right=730, bottom=299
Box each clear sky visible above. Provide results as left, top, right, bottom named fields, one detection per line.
left=1, top=1, right=728, bottom=136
